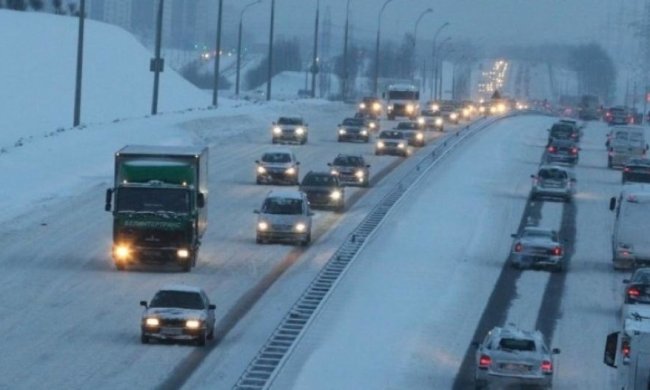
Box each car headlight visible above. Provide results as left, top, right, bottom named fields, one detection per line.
left=417, top=117, right=425, bottom=125
left=479, top=106, right=486, bottom=113
left=369, top=122, right=376, bottom=129
left=114, top=245, right=131, bottom=260
left=431, top=104, right=439, bottom=111
left=372, top=102, right=381, bottom=111
left=355, top=170, right=364, bottom=178
left=377, top=141, right=385, bottom=148
left=286, top=167, right=296, bottom=175
left=258, top=221, right=268, bottom=231
left=360, top=130, right=368, bottom=136
left=463, top=108, right=470, bottom=117
left=273, top=126, right=282, bottom=134
left=257, top=166, right=266, bottom=174
left=295, top=223, right=306, bottom=232
left=339, top=128, right=346, bottom=135
left=398, top=143, right=405, bottom=148
left=177, top=249, right=189, bottom=258
left=330, top=190, right=342, bottom=200
left=406, top=104, right=414, bottom=113
left=388, top=104, right=394, bottom=110
left=145, top=318, right=160, bottom=327
left=295, top=127, right=305, bottom=135
left=186, top=320, right=201, bottom=329
left=416, top=133, right=424, bottom=140
left=359, top=103, right=366, bottom=109
left=450, top=113, right=458, bottom=120
left=330, top=169, right=339, bottom=175
left=435, top=118, right=443, bottom=126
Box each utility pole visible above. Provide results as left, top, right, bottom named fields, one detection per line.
left=310, top=0, right=320, bottom=98
left=212, top=0, right=223, bottom=107
left=341, top=0, right=351, bottom=100
left=266, top=0, right=275, bottom=101
left=151, top=0, right=164, bottom=115
left=73, top=0, right=85, bottom=127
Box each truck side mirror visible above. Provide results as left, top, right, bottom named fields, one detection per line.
left=140, top=301, right=148, bottom=307
left=604, top=332, right=619, bottom=368
left=197, top=193, right=206, bottom=208
left=105, top=188, right=113, bottom=212
left=609, top=197, right=616, bottom=211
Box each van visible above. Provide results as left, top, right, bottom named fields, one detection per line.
left=608, top=126, right=648, bottom=168
left=609, top=184, right=650, bottom=269
left=604, top=305, right=650, bottom=389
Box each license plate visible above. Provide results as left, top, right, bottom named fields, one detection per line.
left=502, top=363, right=528, bottom=372
left=161, top=327, right=182, bottom=336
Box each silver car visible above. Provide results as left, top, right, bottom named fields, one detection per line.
left=271, top=116, right=309, bottom=144
left=140, top=285, right=216, bottom=347
left=510, top=227, right=565, bottom=271
left=255, top=189, right=313, bottom=246
left=375, top=130, right=408, bottom=156
left=255, top=148, right=300, bottom=185
left=417, top=109, right=444, bottom=131
left=473, top=324, right=560, bottom=389
left=530, top=165, right=576, bottom=202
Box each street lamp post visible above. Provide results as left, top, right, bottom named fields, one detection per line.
left=151, top=0, right=164, bottom=115
left=73, top=0, right=85, bottom=127
left=436, top=38, right=452, bottom=100
left=341, top=0, right=351, bottom=100
left=430, top=22, right=449, bottom=100
left=373, top=0, right=396, bottom=96
left=412, top=8, right=433, bottom=80
left=212, top=0, right=223, bottom=107
left=236, top=0, right=262, bottom=97
left=266, top=0, right=276, bottom=101
left=310, top=0, right=320, bottom=98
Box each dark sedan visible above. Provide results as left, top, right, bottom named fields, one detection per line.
left=544, top=139, right=579, bottom=165
left=299, top=171, right=345, bottom=211
left=623, top=158, right=650, bottom=184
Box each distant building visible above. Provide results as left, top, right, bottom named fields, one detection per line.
left=87, top=0, right=132, bottom=32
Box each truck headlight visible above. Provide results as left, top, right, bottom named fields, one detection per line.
left=114, top=245, right=131, bottom=260
left=273, top=126, right=282, bottom=134
left=406, top=104, right=414, bottom=113
left=417, top=117, right=425, bottom=125
left=372, top=102, right=381, bottom=111
left=338, top=129, right=346, bottom=135
left=177, top=249, right=190, bottom=258
left=295, top=223, right=306, bottom=232
left=145, top=318, right=160, bottom=327
left=258, top=221, right=268, bottom=231
left=388, top=104, right=394, bottom=111
left=186, top=320, right=201, bottom=329
left=330, top=190, right=342, bottom=200
left=257, top=166, right=266, bottom=174
left=295, top=127, right=305, bottom=135
left=377, top=141, right=385, bottom=148
left=286, top=167, right=296, bottom=175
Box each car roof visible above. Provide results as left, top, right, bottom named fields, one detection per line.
left=159, top=284, right=204, bottom=294
left=266, top=189, right=304, bottom=200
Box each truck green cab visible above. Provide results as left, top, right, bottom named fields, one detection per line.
left=105, top=145, right=208, bottom=271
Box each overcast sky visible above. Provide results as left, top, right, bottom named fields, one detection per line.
left=235, top=0, right=642, bottom=51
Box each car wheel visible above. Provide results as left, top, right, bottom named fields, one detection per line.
left=141, top=333, right=150, bottom=344
left=196, top=331, right=207, bottom=347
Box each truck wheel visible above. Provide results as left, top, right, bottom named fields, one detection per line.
left=141, top=333, right=150, bottom=344
left=115, top=262, right=126, bottom=271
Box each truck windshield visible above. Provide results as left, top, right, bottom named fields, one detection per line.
left=150, top=291, right=204, bottom=310
left=387, top=91, right=417, bottom=100
left=116, top=188, right=191, bottom=214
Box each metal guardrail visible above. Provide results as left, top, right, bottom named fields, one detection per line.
left=232, top=115, right=512, bottom=390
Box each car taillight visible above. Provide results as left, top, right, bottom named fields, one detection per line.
left=571, top=147, right=578, bottom=154
left=541, top=360, right=553, bottom=374
left=552, top=247, right=563, bottom=256
left=514, top=243, right=523, bottom=252
left=479, top=355, right=492, bottom=369
left=622, top=341, right=631, bottom=358
left=547, top=146, right=556, bottom=153
left=628, top=287, right=641, bottom=298
left=624, top=167, right=631, bottom=172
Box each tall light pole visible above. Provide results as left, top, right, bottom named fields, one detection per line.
left=212, top=0, right=224, bottom=107
left=412, top=8, right=433, bottom=79
left=437, top=38, right=453, bottom=100
left=373, top=0, right=396, bottom=96
left=430, top=22, right=449, bottom=100
left=236, top=0, right=262, bottom=97
left=151, top=0, right=165, bottom=115
left=310, top=0, right=320, bottom=98
left=266, top=0, right=276, bottom=101
left=341, top=0, right=352, bottom=100
left=73, top=0, right=85, bottom=127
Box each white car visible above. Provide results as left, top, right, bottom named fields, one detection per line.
left=255, top=189, right=313, bottom=246
left=271, top=116, right=309, bottom=144
left=473, top=324, right=560, bottom=389
left=510, top=227, right=565, bottom=271
left=255, top=148, right=300, bottom=185
left=140, top=285, right=216, bottom=346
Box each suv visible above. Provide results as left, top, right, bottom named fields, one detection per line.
left=271, top=117, right=309, bottom=144
left=547, top=122, right=580, bottom=144
left=140, top=285, right=216, bottom=346
left=472, top=324, right=560, bottom=389
left=395, top=121, right=426, bottom=147
left=337, top=117, right=370, bottom=142
left=545, top=138, right=580, bottom=165
left=254, top=190, right=313, bottom=245
left=300, top=171, right=345, bottom=211
left=530, top=164, right=576, bottom=202
left=255, top=148, right=300, bottom=185
left=328, top=154, right=371, bottom=187
left=375, top=130, right=408, bottom=156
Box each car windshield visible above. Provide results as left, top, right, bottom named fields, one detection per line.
left=261, top=153, right=291, bottom=163
left=277, top=117, right=303, bottom=125
left=538, top=169, right=568, bottom=180
left=262, top=197, right=303, bottom=215
left=397, top=122, right=418, bottom=130
left=521, top=229, right=554, bottom=240
left=499, top=338, right=536, bottom=351
left=116, top=188, right=190, bottom=214
left=380, top=131, right=403, bottom=139
left=342, top=118, right=364, bottom=126
left=333, top=156, right=363, bottom=166
left=550, top=124, right=574, bottom=138
left=303, top=174, right=336, bottom=186
left=150, top=291, right=204, bottom=310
